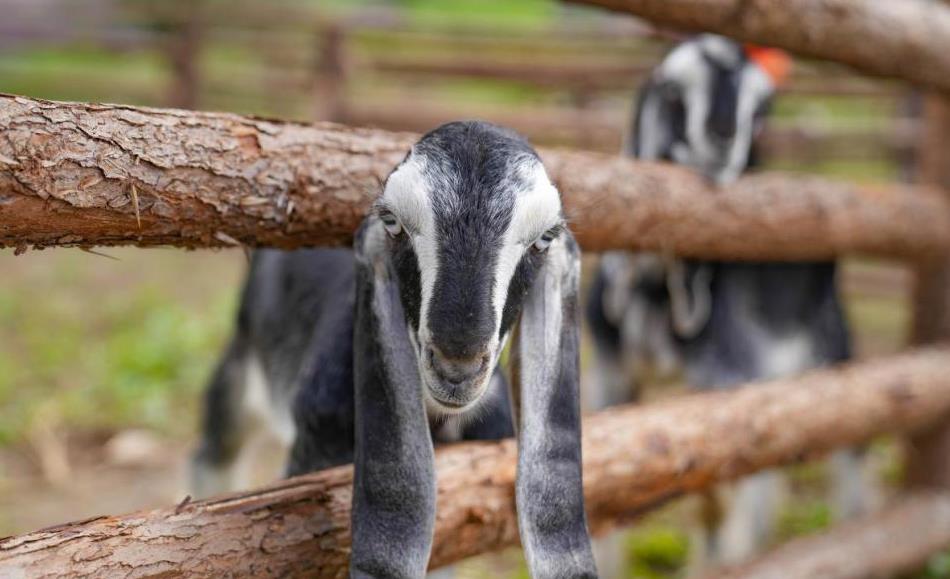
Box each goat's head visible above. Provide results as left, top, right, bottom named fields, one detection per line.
left=370, top=121, right=564, bottom=415
left=633, top=34, right=789, bottom=185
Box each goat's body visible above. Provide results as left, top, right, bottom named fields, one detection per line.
left=681, top=261, right=850, bottom=386
left=192, top=248, right=514, bottom=495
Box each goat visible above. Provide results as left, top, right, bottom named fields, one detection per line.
left=586, top=35, right=871, bottom=570
left=191, top=121, right=597, bottom=578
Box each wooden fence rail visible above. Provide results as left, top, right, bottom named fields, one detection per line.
left=564, top=0, right=950, bottom=94
left=712, top=492, right=950, bottom=579
left=1, top=94, right=948, bottom=261
left=340, top=100, right=919, bottom=157
left=359, top=54, right=904, bottom=99
left=2, top=347, right=950, bottom=577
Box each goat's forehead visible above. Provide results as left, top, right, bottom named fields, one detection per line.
left=660, top=36, right=744, bottom=82
left=383, top=148, right=561, bottom=228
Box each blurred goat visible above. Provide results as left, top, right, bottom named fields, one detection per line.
left=586, top=35, right=872, bottom=571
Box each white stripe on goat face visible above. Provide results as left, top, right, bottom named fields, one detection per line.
left=380, top=153, right=440, bottom=349
left=491, top=160, right=562, bottom=344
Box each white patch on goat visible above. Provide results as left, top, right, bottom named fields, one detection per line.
left=636, top=88, right=669, bottom=160
left=380, top=153, right=440, bottom=351
left=717, top=63, right=773, bottom=185
left=243, top=353, right=296, bottom=447
left=698, top=34, right=742, bottom=68
left=658, top=40, right=714, bottom=168
left=491, top=160, right=562, bottom=341
left=759, top=332, right=813, bottom=379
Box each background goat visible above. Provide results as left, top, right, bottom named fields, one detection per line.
left=586, top=35, right=871, bottom=570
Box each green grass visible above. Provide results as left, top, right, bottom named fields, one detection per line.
left=400, top=0, right=557, bottom=29
left=0, top=249, right=242, bottom=444
left=0, top=46, right=168, bottom=106
left=625, top=524, right=690, bottom=579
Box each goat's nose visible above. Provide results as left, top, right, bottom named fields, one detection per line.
left=427, top=345, right=489, bottom=385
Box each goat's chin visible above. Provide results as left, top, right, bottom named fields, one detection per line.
left=422, top=376, right=491, bottom=418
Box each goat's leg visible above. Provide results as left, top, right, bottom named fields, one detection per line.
left=830, top=447, right=878, bottom=520
left=713, top=470, right=783, bottom=565
left=190, top=337, right=253, bottom=498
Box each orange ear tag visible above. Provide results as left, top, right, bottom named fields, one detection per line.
left=745, top=45, right=792, bottom=88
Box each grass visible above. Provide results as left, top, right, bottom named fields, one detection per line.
left=625, top=524, right=691, bottom=578
left=399, top=0, right=557, bottom=29
left=0, top=46, right=168, bottom=106
left=0, top=248, right=242, bottom=444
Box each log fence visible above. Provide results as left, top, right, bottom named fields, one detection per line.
left=2, top=0, right=950, bottom=576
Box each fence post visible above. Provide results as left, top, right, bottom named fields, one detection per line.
left=314, top=22, right=347, bottom=123
left=907, top=95, right=950, bottom=488
left=165, top=1, right=203, bottom=110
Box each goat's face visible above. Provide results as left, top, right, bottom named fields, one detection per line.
left=639, top=35, right=785, bottom=185
left=375, top=122, right=563, bottom=415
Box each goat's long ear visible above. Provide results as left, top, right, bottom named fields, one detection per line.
left=626, top=77, right=678, bottom=160
left=350, top=219, right=435, bottom=578
left=512, top=231, right=598, bottom=578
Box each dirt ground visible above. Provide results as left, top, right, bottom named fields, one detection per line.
left=0, top=431, right=183, bottom=536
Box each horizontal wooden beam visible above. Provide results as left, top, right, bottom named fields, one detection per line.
left=342, top=100, right=918, bottom=157
left=713, top=492, right=950, bottom=579
left=3, top=348, right=950, bottom=577
left=361, top=55, right=902, bottom=98
left=564, top=0, right=950, bottom=94
left=1, top=95, right=947, bottom=259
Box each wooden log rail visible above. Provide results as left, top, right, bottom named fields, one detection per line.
left=711, top=492, right=950, bottom=579
left=1, top=94, right=948, bottom=260
left=2, top=348, right=950, bottom=577
left=341, top=99, right=919, bottom=158
left=361, top=54, right=902, bottom=98
left=564, top=0, right=950, bottom=94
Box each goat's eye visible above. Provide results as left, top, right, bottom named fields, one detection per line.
left=532, top=226, right=562, bottom=252
left=379, top=211, right=403, bottom=237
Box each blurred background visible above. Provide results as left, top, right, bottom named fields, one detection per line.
left=0, top=0, right=932, bottom=576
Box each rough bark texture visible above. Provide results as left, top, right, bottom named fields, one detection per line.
left=1, top=94, right=949, bottom=260
left=3, top=348, right=950, bottom=578
left=712, top=492, right=950, bottom=579
left=565, top=0, right=950, bottom=94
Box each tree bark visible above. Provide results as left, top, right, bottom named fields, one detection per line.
left=1, top=94, right=948, bottom=260
left=711, top=492, right=950, bottom=579
left=3, top=348, right=950, bottom=578
left=564, top=0, right=950, bottom=95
